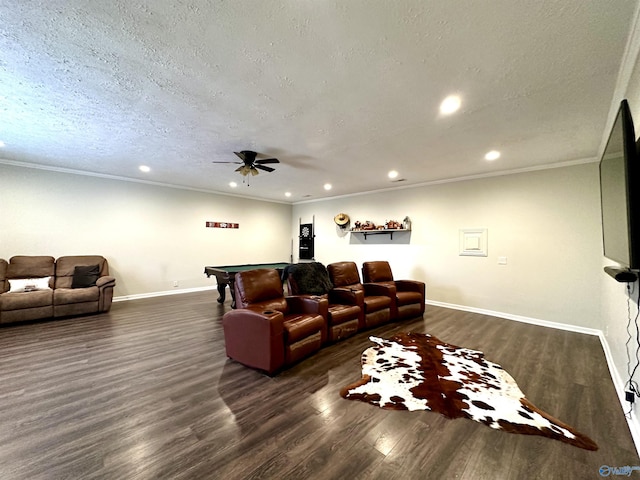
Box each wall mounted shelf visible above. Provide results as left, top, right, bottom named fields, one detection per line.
left=350, top=229, right=411, bottom=240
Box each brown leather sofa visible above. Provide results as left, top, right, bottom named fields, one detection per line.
left=327, top=261, right=393, bottom=329
left=362, top=261, right=426, bottom=320
left=286, top=262, right=361, bottom=343
left=0, top=255, right=116, bottom=324
left=222, top=268, right=327, bottom=374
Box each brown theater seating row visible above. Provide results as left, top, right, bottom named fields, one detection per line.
left=222, top=260, right=426, bottom=375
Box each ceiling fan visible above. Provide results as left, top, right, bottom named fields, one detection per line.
left=213, top=150, right=280, bottom=179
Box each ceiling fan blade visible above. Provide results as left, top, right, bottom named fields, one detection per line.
left=255, top=164, right=275, bottom=173
left=255, top=158, right=279, bottom=165
left=234, top=151, right=247, bottom=161
left=213, top=161, right=242, bottom=164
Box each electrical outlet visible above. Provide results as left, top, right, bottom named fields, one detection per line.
left=626, top=391, right=635, bottom=403
left=173, top=280, right=179, bottom=288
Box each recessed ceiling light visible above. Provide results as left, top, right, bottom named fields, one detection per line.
left=324, top=183, right=332, bottom=191
left=440, top=95, right=461, bottom=115
left=484, top=150, right=501, bottom=161
left=388, top=170, right=399, bottom=179
left=139, top=165, right=150, bottom=173
left=229, top=181, right=238, bottom=188
left=285, top=192, right=292, bottom=197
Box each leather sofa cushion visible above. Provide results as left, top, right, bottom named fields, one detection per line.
left=54, top=287, right=99, bottom=305
left=397, top=290, right=423, bottom=306
left=362, top=261, right=394, bottom=282
left=283, top=314, right=324, bottom=343
left=327, top=262, right=362, bottom=288
left=1, top=290, right=53, bottom=310
left=363, top=295, right=391, bottom=312
left=328, top=304, right=360, bottom=325
left=235, top=269, right=283, bottom=306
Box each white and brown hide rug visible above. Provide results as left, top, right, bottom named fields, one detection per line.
left=340, top=332, right=597, bottom=450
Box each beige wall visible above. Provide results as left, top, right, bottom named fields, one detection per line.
left=602, top=26, right=640, bottom=427
left=1, top=160, right=603, bottom=328
left=0, top=164, right=293, bottom=297
left=292, top=163, right=603, bottom=330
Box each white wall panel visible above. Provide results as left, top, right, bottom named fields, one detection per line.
left=292, top=163, right=603, bottom=330
left=0, top=165, right=292, bottom=297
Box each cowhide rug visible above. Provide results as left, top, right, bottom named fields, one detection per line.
left=340, top=332, right=597, bottom=450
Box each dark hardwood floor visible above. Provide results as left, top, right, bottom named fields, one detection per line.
left=0, top=291, right=637, bottom=479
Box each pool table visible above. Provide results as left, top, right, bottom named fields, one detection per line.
left=204, top=262, right=290, bottom=308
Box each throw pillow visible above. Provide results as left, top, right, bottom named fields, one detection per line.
left=71, top=265, right=100, bottom=288
left=8, top=277, right=51, bottom=293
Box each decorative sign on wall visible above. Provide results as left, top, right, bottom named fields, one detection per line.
left=206, top=221, right=239, bottom=229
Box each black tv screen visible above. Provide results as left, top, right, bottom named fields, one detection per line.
left=600, top=99, right=640, bottom=273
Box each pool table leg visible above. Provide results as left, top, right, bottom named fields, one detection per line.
left=229, top=279, right=237, bottom=308
left=217, top=283, right=227, bottom=304
left=217, top=280, right=238, bottom=308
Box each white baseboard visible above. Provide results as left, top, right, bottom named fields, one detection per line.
left=113, top=285, right=216, bottom=302
left=425, top=299, right=601, bottom=336
left=427, top=299, right=640, bottom=456
left=597, top=331, right=640, bottom=456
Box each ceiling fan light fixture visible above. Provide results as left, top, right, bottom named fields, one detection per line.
left=236, top=165, right=251, bottom=176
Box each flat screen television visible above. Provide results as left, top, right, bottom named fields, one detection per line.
left=600, top=99, right=640, bottom=281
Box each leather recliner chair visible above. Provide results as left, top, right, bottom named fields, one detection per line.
left=327, top=261, right=394, bottom=329
left=222, top=268, right=327, bottom=375
left=362, top=261, right=425, bottom=320
left=286, top=262, right=361, bottom=343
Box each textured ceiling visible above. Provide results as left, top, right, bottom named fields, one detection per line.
left=1, top=1, right=638, bottom=203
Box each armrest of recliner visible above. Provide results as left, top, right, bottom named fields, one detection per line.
left=285, top=295, right=328, bottom=315
left=96, top=275, right=116, bottom=289
left=329, top=287, right=364, bottom=306
left=222, top=308, right=286, bottom=374
left=223, top=308, right=284, bottom=336
left=395, top=279, right=425, bottom=296
left=96, top=275, right=116, bottom=312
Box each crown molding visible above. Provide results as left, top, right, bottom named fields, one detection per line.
left=292, top=156, right=598, bottom=205
left=0, top=158, right=290, bottom=205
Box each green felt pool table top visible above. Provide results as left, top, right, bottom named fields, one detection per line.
left=208, top=262, right=289, bottom=271
left=204, top=262, right=289, bottom=275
